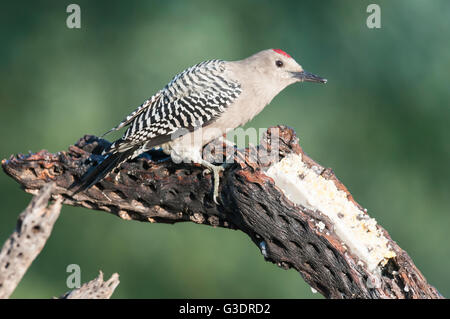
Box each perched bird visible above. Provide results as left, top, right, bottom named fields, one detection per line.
left=72, top=49, right=327, bottom=203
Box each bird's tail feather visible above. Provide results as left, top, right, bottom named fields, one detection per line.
left=70, top=148, right=136, bottom=194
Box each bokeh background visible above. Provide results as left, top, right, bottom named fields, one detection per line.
left=1, top=0, right=449, bottom=298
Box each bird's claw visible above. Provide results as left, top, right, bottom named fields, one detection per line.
left=201, top=162, right=225, bottom=204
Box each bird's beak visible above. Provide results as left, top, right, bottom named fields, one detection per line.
left=291, top=70, right=327, bottom=84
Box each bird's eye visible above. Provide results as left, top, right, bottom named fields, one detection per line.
left=275, top=60, right=283, bottom=67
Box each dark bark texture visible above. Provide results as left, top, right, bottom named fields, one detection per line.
left=1, top=126, right=443, bottom=299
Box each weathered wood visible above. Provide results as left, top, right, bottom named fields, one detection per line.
left=0, top=183, right=62, bottom=299
left=60, top=271, right=119, bottom=299
left=1, top=126, right=443, bottom=299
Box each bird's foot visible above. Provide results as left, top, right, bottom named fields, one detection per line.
left=201, top=160, right=227, bottom=205
left=114, top=170, right=121, bottom=182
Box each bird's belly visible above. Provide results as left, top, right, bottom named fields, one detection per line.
left=204, top=91, right=271, bottom=134
left=157, top=91, right=271, bottom=161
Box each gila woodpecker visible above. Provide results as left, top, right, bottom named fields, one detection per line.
left=71, top=49, right=327, bottom=203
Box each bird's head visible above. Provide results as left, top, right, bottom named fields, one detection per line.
left=240, top=49, right=327, bottom=92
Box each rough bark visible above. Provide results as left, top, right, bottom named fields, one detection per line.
left=0, top=183, right=120, bottom=299
left=0, top=183, right=62, bottom=298
left=59, top=271, right=119, bottom=299
left=1, top=125, right=443, bottom=299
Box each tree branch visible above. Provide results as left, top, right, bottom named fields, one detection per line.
left=1, top=126, right=443, bottom=299
left=59, top=271, right=119, bottom=299
left=0, top=183, right=61, bottom=298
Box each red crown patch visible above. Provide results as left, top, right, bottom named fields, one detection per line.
left=273, top=49, right=292, bottom=58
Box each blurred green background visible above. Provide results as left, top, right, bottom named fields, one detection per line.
left=1, top=0, right=449, bottom=298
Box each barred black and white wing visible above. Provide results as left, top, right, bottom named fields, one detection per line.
left=101, top=93, right=162, bottom=138
left=108, top=59, right=242, bottom=153
left=71, top=59, right=241, bottom=193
